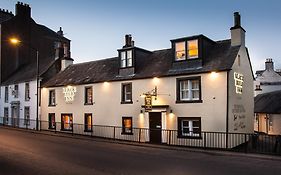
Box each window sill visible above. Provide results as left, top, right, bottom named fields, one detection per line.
left=177, top=135, right=202, bottom=139
left=121, top=132, right=133, bottom=135
left=176, top=100, right=203, bottom=103
left=48, top=127, right=56, bottom=130
left=61, top=129, right=73, bottom=132
left=48, top=104, right=56, bottom=107
left=121, top=101, right=133, bottom=104
left=84, top=103, right=93, bottom=105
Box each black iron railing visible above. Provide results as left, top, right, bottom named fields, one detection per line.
left=0, top=117, right=280, bottom=155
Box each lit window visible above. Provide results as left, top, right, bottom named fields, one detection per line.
left=175, top=39, right=198, bottom=61
left=177, top=77, right=201, bottom=102
left=120, top=50, right=133, bottom=68
left=175, top=42, right=186, bottom=61
left=61, top=114, right=73, bottom=131
left=24, top=107, right=30, bottom=126
left=48, top=113, right=56, bottom=129
left=85, top=86, right=93, bottom=105
left=121, top=83, right=132, bottom=103
left=4, top=86, right=8, bottom=103
left=187, top=40, right=198, bottom=59
left=84, top=113, right=92, bottom=132
left=25, top=83, right=30, bottom=101
left=178, top=117, right=201, bottom=138
left=122, top=117, right=133, bottom=134
left=49, top=90, right=56, bottom=106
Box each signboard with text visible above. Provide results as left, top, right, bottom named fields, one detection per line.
left=144, top=95, right=152, bottom=111
left=63, top=86, right=77, bottom=103
left=234, top=72, right=244, bottom=94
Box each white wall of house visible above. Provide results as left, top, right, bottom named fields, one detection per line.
left=41, top=72, right=228, bottom=132
left=228, top=46, right=254, bottom=134
left=0, top=80, right=37, bottom=127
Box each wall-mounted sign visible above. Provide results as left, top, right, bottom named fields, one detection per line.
left=63, top=86, right=77, bottom=103
left=145, top=95, right=152, bottom=111
left=234, top=72, right=244, bottom=94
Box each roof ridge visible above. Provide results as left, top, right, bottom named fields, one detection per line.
left=72, top=57, right=118, bottom=66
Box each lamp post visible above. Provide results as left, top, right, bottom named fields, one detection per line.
left=9, top=37, right=40, bottom=131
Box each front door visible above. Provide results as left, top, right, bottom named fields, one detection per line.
left=149, top=112, right=162, bottom=144
left=11, top=105, right=19, bottom=127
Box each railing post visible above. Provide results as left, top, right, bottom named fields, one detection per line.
left=138, top=128, right=142, bottom=143
left=204, top=132, right=206, bottom=149
left=113, top=126, right=116, bottom=140
left=72, top=124, right=74, bottom=136
left=244, top=133, right=248, bottom=153
left=55, top=122, right=57, bottom=134
left=168, top=130, right=171, bottom=145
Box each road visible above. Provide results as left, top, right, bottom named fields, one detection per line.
left=0, top=127, right=280, bottom=175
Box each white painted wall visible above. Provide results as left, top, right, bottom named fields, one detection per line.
left=228, top=46, right=254, bottom=134
left=41, top=72, right=228, bottom=133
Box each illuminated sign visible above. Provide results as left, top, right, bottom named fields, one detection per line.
left=63, top=86, right=77, bottom=103
left=234, top=72, right=244, bottom=94
left=145, top=95, right=152, bottom=111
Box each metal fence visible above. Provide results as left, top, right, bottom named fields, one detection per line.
left=1, top=117, right=280, bottom=155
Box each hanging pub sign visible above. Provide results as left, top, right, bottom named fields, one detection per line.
left=63, top=86, right=77, bottom=103
left=145, top=95, right=153, bottom=111
left=234, top=72, right=244, bottom=94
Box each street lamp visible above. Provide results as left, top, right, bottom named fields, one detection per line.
left=9, top=37, right=40, bottom=131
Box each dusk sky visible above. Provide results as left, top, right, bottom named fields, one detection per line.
left=1, top=0, right=281, bottom=72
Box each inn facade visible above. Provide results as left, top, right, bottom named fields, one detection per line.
left=40, top=12, right=254, bottom=147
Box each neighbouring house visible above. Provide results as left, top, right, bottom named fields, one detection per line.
left=254, top=59, right=281, bottom=96
left=0, top=2, right=72, bottom=129
left=40, top=12, right=254, bottom=147
left=255, top=90, right=281, bottom=135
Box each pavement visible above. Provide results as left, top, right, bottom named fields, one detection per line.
left=0, top=127, right=281, bottom=175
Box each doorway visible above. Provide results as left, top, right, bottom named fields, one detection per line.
left=11, top=105, right=20, bottom=127
left=149, top=112, right=162, bottom=144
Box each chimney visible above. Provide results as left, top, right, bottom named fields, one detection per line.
left=61, top=57, right=74, bottom=71
left=57, top=27, right=63, bottom=36
left=124, top=34, right=133, bottom=48
left=15, top=2, right=31, bottom=18
left=265, top=58, right=274, bottom=70
left=230, top=12, right=246, bottom=46
left=54, top=42, right=63, bottom=60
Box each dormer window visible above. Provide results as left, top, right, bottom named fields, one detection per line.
left=175, top=39, right=198, bottom=61
left=120, top=50, right=133, bottom=68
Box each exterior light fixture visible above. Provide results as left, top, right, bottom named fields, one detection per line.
left=153, top=77, right=160, bottom=85
left=210, top=71, right=218, bottom=79
left=170, top=109, right=173, bottom=113
left=10, top=37, right=21, bottom=45
left=140, top=109, right=143, bottom=113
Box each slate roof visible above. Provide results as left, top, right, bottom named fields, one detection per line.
left=43, top=39, right=240, bottom=87
left=255, top=90, right=281, bottom=114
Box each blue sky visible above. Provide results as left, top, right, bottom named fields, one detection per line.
left=1, top=0, right=281, bottom=72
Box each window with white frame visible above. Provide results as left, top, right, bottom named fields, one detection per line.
left=25, top=83, right=30, bottom=101
left=177, top=77, right=201, bottom=102
left=120, top=50, right=133, bottom=68
left=24, top=107, right=30, bottom=126
left=49, top=90, right=56, bottom=106
left=121, top=83, right=132, bottom=103
left=178, top=117, right=201, bottom=138
left=14, top=84, right=19, bottom=98
left=4, top=107, right=9, bottom=124
left=4, top=86, right=8, bottom=103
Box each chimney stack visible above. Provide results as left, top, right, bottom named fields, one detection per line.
left=265, top=58, right=274, bottom=70
left=230, top=12, right=246, bottom=47
left=15, top=1, right=31, bottom=18
left=57, top=27, right=63, bottom=36
left=124, top=34, right=133, bottom=48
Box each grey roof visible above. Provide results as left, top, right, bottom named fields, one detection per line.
left=255, top=90, right=281, bottom=114
left=43, top=39, right=240, bottom=87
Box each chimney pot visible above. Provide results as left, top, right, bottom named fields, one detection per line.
left=234, top=12, right=241, bottom=27
left=124, top=34, right=132, bottom=47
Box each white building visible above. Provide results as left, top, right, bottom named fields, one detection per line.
left=40, top=12, right=254, bottom=147
left=254, top=59, right=281, bottom=96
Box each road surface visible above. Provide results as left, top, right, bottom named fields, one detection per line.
left=0, top=127, right=280, bottom=175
